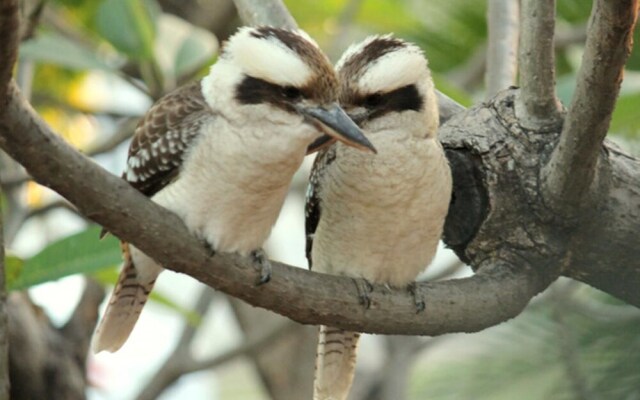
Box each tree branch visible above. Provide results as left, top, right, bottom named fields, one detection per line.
left=136, top=291, right=293, bottom=400
left=0, top=12, right=22, bottom=394
left=60, top=279, right=105, bottom=370
left=543, top=0, right=639, bottom=213
left=136, top=287, right=217, bottom=400
left=486, top=0, right=519, bottom=98
left=515, top=0, right=562, bottom=128
left=0, top=82, right=547, bottom=334
left=0, top=0, right=19, bottom=97
left=0, top=144, right=10, bottom=400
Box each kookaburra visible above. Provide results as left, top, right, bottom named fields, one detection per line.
left=306, top=35, right=452, bottom=400
left=92, top=26, right=375, bottom=354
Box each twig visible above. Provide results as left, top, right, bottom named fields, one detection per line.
left=60, top=278, right=105, bottom=367
left=136, top=287, right=218, bottom=400
left=543, top=0, right=639, bottom=213
left=516, top=0, right=561, bottom=129
left=486, top=0, right=519, bottom=98
left=136, top=295, right=292, bottom=400
left=436, top=91, right=466, bottom=126
left=327, top=0, right=364, bottom=59
left=85, top=117, right=138, bottom=157
left=19, top=0, right=46, bottom=41
left=418, top=258, right=466, bottom=282
left=232, top=0, right=298, bottom=29
left=185, top=320, right=293, bottom=373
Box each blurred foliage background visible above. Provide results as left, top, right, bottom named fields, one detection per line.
left=1, top=0, right=639, bottom=399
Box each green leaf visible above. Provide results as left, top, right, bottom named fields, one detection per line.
left=8, top=226, right=121, bottom=291
left=4, top=255, right=25, bottom=289
left=96, top=0, right=160, bottom=60
left=19, top=32, right=116, bottom=71
left=610, top=92, right=640, bottom=138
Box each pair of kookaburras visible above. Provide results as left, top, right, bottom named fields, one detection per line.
left=93, top=26, right=452, bottom=400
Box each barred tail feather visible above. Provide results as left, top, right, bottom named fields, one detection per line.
left=313, top=325, right=361, bottom=400
left=92, top=242, right=158, bottom=353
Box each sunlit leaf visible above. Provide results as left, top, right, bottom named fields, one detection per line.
left=20, top=32, right=115, bottom=71
left=8, top=226, right=121, bottom=291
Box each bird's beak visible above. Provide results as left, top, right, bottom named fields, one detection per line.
left=299, top=103, right=377, bottom=154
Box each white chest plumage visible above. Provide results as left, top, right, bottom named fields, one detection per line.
left=312, top=136, right=451, bottom=287
left=152, top=117, right=310, bottom=256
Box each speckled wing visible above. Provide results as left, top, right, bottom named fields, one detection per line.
left=305, top=145, right=336, bottom=270
left=124, top=81, right=214, bottom=197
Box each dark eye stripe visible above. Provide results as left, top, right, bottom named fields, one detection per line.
left=358, top=84, right=423, bottom=120
left=235, top=75, right=303, bottom=112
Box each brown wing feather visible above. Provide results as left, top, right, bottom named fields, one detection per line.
left=305, top=145, right=337, bottom=270
left=125, top=81, right=214, bottom=197
left=100, top=81, right=213, bottom=238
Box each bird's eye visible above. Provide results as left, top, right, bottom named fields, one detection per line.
left=364, top=93, right=383, bottom=108
left=282, top=86, right=302, bottom=100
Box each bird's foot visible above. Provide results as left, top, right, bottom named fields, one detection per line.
left=250, top=249, right=272, bottom=285
left=202, top=239, right=216, bottom=257
left=352, top=278, right=373, bottom=309
left=408, top=282, right=426, bottom=314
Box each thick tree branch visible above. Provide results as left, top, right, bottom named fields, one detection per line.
left=515, top=0, right=562, bottom=128
left=543, top=0, right=639, bottom=213
left=0, top=0, right=18, bottom=97
left=442, top=88, right=640, bottom=307
left=486, top=0, right=519, bottom=97
left=0, top=3, right=17, bottom=395
left=0, top=82, right=546, bottom=334
left=0, top=153, right=9, bottom=400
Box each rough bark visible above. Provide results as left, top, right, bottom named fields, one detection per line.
left=0, top=158, right=9, bottom=400
left=516, top=0, right=562, bottom=129
left=486, top=0, right=519, bottom=97
left=543, top=0, right=639, bottom=214
left=442, top=88, right=640, bottom=307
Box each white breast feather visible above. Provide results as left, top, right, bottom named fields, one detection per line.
left=312, top=136, right=452, bottom=287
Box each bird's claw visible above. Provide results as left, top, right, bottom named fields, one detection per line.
left=251, top=249, right=272, bottom=285
left=352, top=278, right=373, bottom=309
left=408, top=282, right=426, bottom=314
left=202, top=240, right=216, bottom=257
